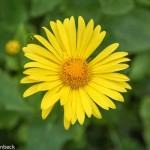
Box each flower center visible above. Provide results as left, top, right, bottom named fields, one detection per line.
left=60, top=58, right=91, bottom=89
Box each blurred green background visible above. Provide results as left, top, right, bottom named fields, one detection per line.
left=0, top=0, right=150, bottom=149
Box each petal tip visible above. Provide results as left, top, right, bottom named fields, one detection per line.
left=112, top=105, right=117, bottom=109
left=101, top=31, right=106, bottom=36
left=22, top=47, right=27, bottom=53
left=20, top=79, right=24, bottom=84
left=42, top=114, right=47, bottom=120
left=23, top=92, right=28, bottom=98
left=64, top=127, right=70, bottom=130
left=33, top=35, right=38, bottom=38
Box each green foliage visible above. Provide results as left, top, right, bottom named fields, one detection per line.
left=99, top=0, right=134, bottom=15
left=140, top=96, right=150, bottom=150
left=26, top=121, right=72, bottom=150
left=30, top=0, right=62, bottom=17
left=0, top=0, right=150, bottom=149
left=136, top=0, right=150, bottom=6
left=0, top=71, right=29, bottom=112
left=130, top=52, right=150, bottom=81
left=102, top=8, right=150, bottom=53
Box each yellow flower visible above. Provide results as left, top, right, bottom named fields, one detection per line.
left=21, top=16, right=131, bottom=130
left=5, top=40, right=21, bottom=55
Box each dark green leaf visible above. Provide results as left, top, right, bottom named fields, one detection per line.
left=140, top=95, right=150, bottom=150
left=31, top=0, right=62, bottom=17
left=6, top=55, right=19, bottom=71
left=15, top=24, right=28, bottom=46
left=136, top=0, right=150, bottom=6
left=120, top=136, right=143, bottom=150
left=102, top=8, right=150, bottom=53
left=130, top=52, right=150, bottom=81
left=99, top=0, right=134, bottom=15
left=0, top=111, right=20, bottom=129
left=0, top=0, right=28, bottom=61
left=0, top=70, right=29, bottom=112
left=25, top=121, right=72, bottom=150
left=64, top=0, right=102, bottom=24
left=0, top=0, right=27, bottom=31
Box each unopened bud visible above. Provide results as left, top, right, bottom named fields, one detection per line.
left=5, top=40, right=21, bottom=55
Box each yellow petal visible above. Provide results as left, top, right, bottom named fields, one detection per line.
left=83, top=25, right=102, bottom=58
left=64, top=117, right=70, bottom=130
left=57, top=20, right=70, bottom=52
left=71, top=113, right=77, bottom=125
left=24, top=62, right=59, bottom=72
left=93, top=58, right=130, bottom=71
left=63, top=18, right=72, bottom=56
left=24, top=53, right=59, bottom=68
left=34, top=35, right=61, bottom=60
left=60, top=86, right=70, bottom=105
left=105, top=58, right=130, bottom=66
left=26, top=44, right=60, bottom=63
left=84, top=86, right=109, bottom=109
left=41, top=87, right=61, bottom=110
left=90, top=43, right=119, bottom=65
left=119, top=81, right=132, bottom=90
left=63, top=17, right=77, bottom=56
left=89, top=100, right=102, bottom=119
left=28, top=75, right=60, bottom=82
left=92, top=73, right=130, bottom=81
left=42, top=105, right=54, bottom=119
left=20, top=76, right=38, bottom=84
left=91, top=64, right=129, bottom=74
left=76, top=16, right=85, bottom=55
left=70, top=90, right=77, bottom=124
left=104, top=98, right=116, bottom=109
left=92, top=77, right=127, bottom=92
left=42, top=27, right=63, bottom=56
left=79, top=19, right=94, bottom=57
left=50, top=21, right=66, bottom=51
left=64, top=98, right=72, bottom=121
left=23, top=80, right=62, bottom=98
left=93, top=57, right=130, bottom=69
left=69, top=16, right=76, bottom=55
left=89, top=81, right=124, bottom=102
left=23, top=68, right=57, bottom=75
left=96, top=52, right=129, bottom=66
left=23, top=83, right=48, bottom=98
left=84, top=28, right=106, bottom=58
left=76, top=90, right=85, bottom=125
left=79, top=88, right=92, bottom=117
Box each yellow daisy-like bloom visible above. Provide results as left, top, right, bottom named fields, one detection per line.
left=21, top=16, right=131, bottom=130
left=5, top=40, right=21, bottom=55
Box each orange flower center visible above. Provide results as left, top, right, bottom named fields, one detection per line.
left=61, top=58, right=91, bottom=89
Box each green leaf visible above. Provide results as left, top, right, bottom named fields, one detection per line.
left=17, top=123, right=28, bottom=143
left=102, top=8, right=150, bottom=53
left=120, top=136, right=143, bottom=150
left=136, top=0, right=150, bottom=7
left=25, top=121, right=72, bottom=150
left=99, top=0, right=134, bottom=15
left=130, top=52, right=150, bottom=81
left=140, top=95, right=150, bottom=150
left=6, top=55, right=19, bottom=71
left=0, top=70, right=29, bottom=112
left=30, top=0, right=62, bottom=17
left=0, top=111, right=20, bottom=129
left=0, top=0, right=27, bottom=32
left=132, top=79, right=150, bottom=97
left=140, top=95, right=150, bottom=121
left=65, top=0, right=102, bottom=24
left=15, top=24, right=28, bottom=46
left=0, top=0, right=28, bottom=61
